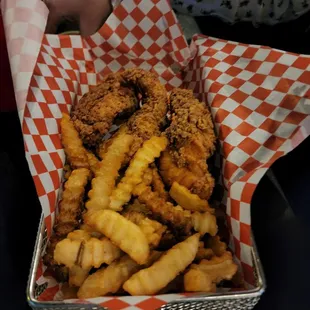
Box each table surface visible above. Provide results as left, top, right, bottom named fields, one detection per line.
left=1, top=10, right=310, bottom=310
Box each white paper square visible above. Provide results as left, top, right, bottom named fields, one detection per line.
left=24, top=134, right=38, bottom=153
left=253, top=49, right=270, bottom=61
left=123, top=32, right=137, bottom=49
left=239, top=202, right=251, bottom=225
left=230, top=167, right=246, bottom=183
left=30, top=87, right=45, bottom=102
left=282, top=67, right=303, bottom=80
left=29, top=102, right=43, bottom=118
left=213, top=51, right=229, bottom=61
left=225, top=130, right=246, bottom=146
left=123, top=15, right=137, bottom=31
left=278, top=53, right=298, bottom=66
left=140, top=34, right=153, bottom=49
left=237, top=70, right=255, bottom=81
left=256, top=61, right=273, bottom=75
left=264, top=91, right=286, bottom=106
left=231, top=218, right=240, bottom=240
left=234, top=58, right=251, bottom=70
left=106, top=14, right=121, bottom=31
left=230, top=181, right=246, bottom=201
left=242, top=96, right=261, bottom=111
left=269, top=107, right=291, bottom=121
left=216, top=73, right=234, bottom=84
left=227, top=147, right=250, bottom=166
left=249, top=128, right=271, bottom=144
left=221, top=98, right=239, bottom=112
left=218, top=84, right=236, bottom=97
left=222, top=113, right=243, bottom=129
left=239, top=81, right=258, bottom=95
left=253, top=145, right=275, bottom=163
left=240, top=243, right=252, bottom=266
left=169, top=24, right=181, bottom=40
left=41, top=135, right=58, bottom=151
left=139, top=16, right=154, bottom=33
left=274, top=122, right=298, bottom=139
left=45, top=119, right=59, bottom=134
left=214, top=61, right=230, bottom=72
left=245, top=111, right=266, bottom=127
left=41, top=152, right=57, bottom=171
left=231, top=45, right=247, bottom=56
left=261, top=76, right=281, bottom=90
left=39, top=172, right=54, bottom=193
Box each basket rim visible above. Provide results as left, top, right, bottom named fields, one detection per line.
left=27, top=214, right=266, bottom=309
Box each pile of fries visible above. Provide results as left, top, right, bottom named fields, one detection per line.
left=44, top=70, right=238, bottom=299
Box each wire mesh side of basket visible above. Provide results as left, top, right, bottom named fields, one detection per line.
left=27, top=214, right=266, bottom=310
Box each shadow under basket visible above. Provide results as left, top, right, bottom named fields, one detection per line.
left=27, top=214, right=266, bottom=310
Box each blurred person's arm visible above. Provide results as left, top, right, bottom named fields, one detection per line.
left=43, top=0, right=112, bottom=36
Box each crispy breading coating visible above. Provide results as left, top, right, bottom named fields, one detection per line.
left=134, top=183, right=192, bottom=235
left=159, top=150, right=215, bottom=200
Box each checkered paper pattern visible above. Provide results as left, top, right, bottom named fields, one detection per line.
left=1, top=0, right=49, bottom=115
left=3, top=0, right=310, bottom=308
left=184, top=34, right=310, bottom=286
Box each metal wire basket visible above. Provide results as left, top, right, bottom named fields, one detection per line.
left=27, top=214, right=265, bottom=310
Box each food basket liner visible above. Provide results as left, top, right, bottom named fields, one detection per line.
left=2, top=0, right=310, bottom=308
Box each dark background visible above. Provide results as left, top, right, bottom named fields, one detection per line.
left=1, top=10, right=310, bottom=310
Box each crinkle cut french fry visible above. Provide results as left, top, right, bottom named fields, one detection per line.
left=54, top=233, right=122, bottom=270
left=86, top=133, right=133, bottom=211
left=123, top=210, right=167, bottom=247
left=61, top=113, right=89, bottom=169
left=191, top=211, right=218, bottom=236
left=85, top=150, right=99, bottom=174
left=123, top=233, right=200, bottom=295
left=69, top=265, right=91, bottom=287
left=77, top=251, right=162, bottom=298
left=77, top=255, right=140, bottom=298
left=109, top=136, right=168, bottom=211
left=170, top=182, right=214, bottom=213
left=184, top=251, right=238, bottom=293
left=85, top=210, right=150, bottom=264
left=54, top=168, right=91, bottom=237
left=54, top=238, right=82, bottom=268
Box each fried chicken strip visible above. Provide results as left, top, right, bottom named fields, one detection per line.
left=120, top=68, right=168, bottom=163
left=159, top=150, right=214, bottom=200
left=160, top=88, right=216, bottom=200
left=134, top=183, right=192, bottom=235
left=71, top=73, right=138, bottom=146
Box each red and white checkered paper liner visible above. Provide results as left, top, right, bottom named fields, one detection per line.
left=3, top=0, right=310, bottom=308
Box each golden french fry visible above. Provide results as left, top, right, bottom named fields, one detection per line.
left=78, top=255, right=140, bottom=298
left=206, top=236, right=227, bottom=257
left=123, top=233, right=200, bottom=295
left=67, top=230, right=91, bottom=241
left=97, top=125, right=128, bottom=160
left=69, top=265, right=90, bottom=287
left=54, top=238, right=82, bottom=268
left=184, top=251, right=238, bottom=292
left=170, top=182, right=214, bottom=213
left=61, top=113, right=89, bottom=169
left=85, top=210, right=150, bottom=264
left=109, top=136, right=168, bottom=211
left=54, top=234, right=122, bottom=270
left=86, top=132, right=133, bottom=211
left=123, top=210, right=167, bottom=247
left=85, top=150, right=99, bottom=174
left=77, top=251, right=162, bottom=298
left=191, top=211, right=218, bottom=236
left=54, top=168, right=91, bottom=237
